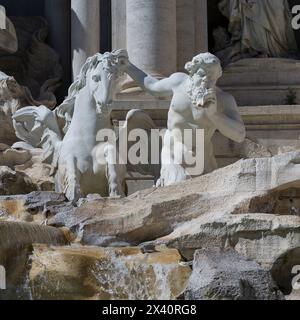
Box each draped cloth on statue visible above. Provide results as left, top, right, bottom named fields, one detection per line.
left=218, top=0, right=297, bottom=57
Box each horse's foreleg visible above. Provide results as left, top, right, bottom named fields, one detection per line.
left=59, top=157, right=83, bottom=202
left=104, top=144, right=126, bottom=198
left=106, top=164, right=126, bottom=197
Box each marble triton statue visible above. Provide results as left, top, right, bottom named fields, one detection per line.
left=126, top=52, right=246, bottom=187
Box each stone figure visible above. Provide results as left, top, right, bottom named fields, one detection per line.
left=13, top=50, right=156, bottom=201
left=215, top=0, right=298, bottom=65
left=0, top=17, right=63, bottom=108
left=0, top=15, right=63, bottom=145
left=0, top=72, right=58, bottom=146
left=126, top=53, right=246, bottom=186
left=0, top=15, right=18, bottom=54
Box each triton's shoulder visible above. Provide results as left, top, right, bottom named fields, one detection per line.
left=216, top=87, right=237, bottom=104
left=169, top=72, right=188, bottom=81
left=217, top=88, right=237, bottom=110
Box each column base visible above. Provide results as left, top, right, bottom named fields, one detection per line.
left=122, top=73, right=166, bottom=93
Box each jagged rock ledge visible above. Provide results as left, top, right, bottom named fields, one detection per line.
left=0, top=151, right=300, bottom=299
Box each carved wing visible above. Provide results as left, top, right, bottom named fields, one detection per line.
left=119, top=109, right=161, bottom=180
left=12, top=105, right=63, bottom=171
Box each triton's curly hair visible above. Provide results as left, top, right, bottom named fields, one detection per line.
left=185, top=53, right=222, bottom=107
left=185, top=52, right=222, bottom=80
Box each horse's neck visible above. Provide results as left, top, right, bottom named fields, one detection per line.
left=72, top=86, right=112, bottom=129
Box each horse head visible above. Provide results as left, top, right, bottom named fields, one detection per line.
left=56, top=50, right=128, bottom=133
left=86, top=49, right=128, bottom=114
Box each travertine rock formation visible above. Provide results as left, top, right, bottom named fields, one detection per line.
left=49, top=151, right=300, bottom=299
left=0, top=221, right=68, bottom=256
left=0, top=151, right=300, bottom=300
left=0, top=143, right=55, bottom=193
left=50, top=151, right=300, bottom=249
left=28, top=245, right=191, bottom=300
left=13, top=147, right=55, bottom=192
left=0, top=166, right=37, bottom=196
left=0, top=191, right=71, bottom=223
left=184, top=248, right=284, bottom=300
left=0, top=143, right=31, bottom=168
left=0, top=221, right=69, bottom=300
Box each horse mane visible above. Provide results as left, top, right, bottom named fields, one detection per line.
left=55, top=49, right=128, bottom=133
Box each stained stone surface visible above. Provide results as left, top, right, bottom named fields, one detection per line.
left=0, top=191, right=72, bottom=223
left=28, top=245, right=191, bottom=300
left=0, top=221, right=69, bottom=300
left=218, top=58, right=300, bottom=106
left=0, top=221, right=68, bottom=257
left=184, top=248, right=284, bottom=300
left=50, top=151, right=300, bottom=252
left=0, top=145, right=55, bottom=193
left=0, top=166, right=37, bottom=196
left=0, top=143, right=31, bottom=168
left=1, top=151, right=300, bottom=299
left=271, top=247, right=300, bottom=296
left=13, top=147, right=55, bottom=192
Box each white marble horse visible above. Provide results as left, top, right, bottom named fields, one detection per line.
left=13, top=50, right=156, bottom=201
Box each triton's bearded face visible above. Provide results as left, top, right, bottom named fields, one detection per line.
left=185, top=53, right=222, bottom=107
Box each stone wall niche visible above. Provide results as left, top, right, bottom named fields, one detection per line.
left=207, top=0, right=300, bottom=106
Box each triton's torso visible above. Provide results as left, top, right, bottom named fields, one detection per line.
left=167, top=79, right=217, bottom=141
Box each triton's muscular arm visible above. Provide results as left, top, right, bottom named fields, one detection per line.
left=126, top=62, right=183, bottom=97
left=206, top=90, right=246, bottom=143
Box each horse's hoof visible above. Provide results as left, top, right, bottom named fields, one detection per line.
left=109, top=194, right=123, bottom=199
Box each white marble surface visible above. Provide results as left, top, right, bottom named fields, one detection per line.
left=126, top=0, right=177, bottom=79
left=71, top=0, right=100, bottom=79
left=14, top=51, right=129, bottom=201
left=126, top=52, right=246, bottom=186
